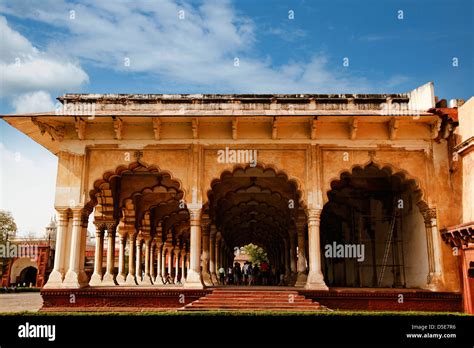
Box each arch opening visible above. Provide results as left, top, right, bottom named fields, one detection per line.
left=320, top=163, right=429, bottom=288
left=207, top=165, right=306, bottom=286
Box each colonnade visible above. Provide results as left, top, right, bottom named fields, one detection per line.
left=44, top=204, right=446, bottom=290
left=44, top=206, right=330, bottom=289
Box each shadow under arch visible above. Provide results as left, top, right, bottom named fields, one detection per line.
left=324, top=160, right=429, bottom=209
left=320, top=161, right=430, bottom=289
left=84, top=160, right=188, bottom=222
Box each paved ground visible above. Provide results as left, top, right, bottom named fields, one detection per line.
left=0, top=293, right=42, bottom=313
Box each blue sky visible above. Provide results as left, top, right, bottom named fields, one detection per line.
left=0, top=0, right=473, bottom=234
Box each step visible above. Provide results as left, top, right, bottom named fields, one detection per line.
left=187, top=304, right=320, bottom=308
left=180, top=289, right=329, bottom=312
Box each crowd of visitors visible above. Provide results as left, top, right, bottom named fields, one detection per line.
left=217, top=261, right=288, bottom=286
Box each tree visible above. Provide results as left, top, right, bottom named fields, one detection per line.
left=242, top=243, right=268, bottom=264
left=0, top=210, right=17, bottom=242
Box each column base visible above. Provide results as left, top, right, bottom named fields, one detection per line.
left=211, top=272, right=218, bottom=285
left=116, top=273, right=127, bottom=285
left=88, top=272, right=103, bottom=286
left=425, top=272, right=444, bottom=291
left=202, top=271, right=213, bottom=286
left=140, top=275, right=154, bottom=286
left=184, top=270, right=204, bottom=289
left=62, top=270, right=89, bottom=288
left=101, top=272, right=117, bottom=286
left=43, top=270, right=64, bottom=289
left=154, top=276, right=164, bottom=285
left=289, top=272, right=297, bottom=285
left=125, top=273, right=137, bottom=286
left=304, top=271, right=329, bottom=290
left=295, top=272, right=308, bottom=287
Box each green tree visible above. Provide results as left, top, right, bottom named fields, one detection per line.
left=0, top=210, right=17, bottom=242
left=242, top=243, right=268, bottom=264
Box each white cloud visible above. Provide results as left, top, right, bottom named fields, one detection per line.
left=0, top=142, right=57, bottom=236
left=0, top=15, right=89, bottom=99
left=0, top=0, right=395, bottom=93
left=12, top=90, right=55, bottom=113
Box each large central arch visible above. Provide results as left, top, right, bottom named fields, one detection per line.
left=203, top=164, right=308, bottom=286
left=320, top=162, right=434, bottom=289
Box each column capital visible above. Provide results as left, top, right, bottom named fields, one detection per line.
left=188, top=204, right=202, bottom=226
left=306, top=208, right=322, bottom=224
left=421, top=207, right=437, bottom=225
left=201, top=214, right=211, bottom=233
left=93, top=220, right=107, bottom=231
left=210, top=224, right=217, bottom=236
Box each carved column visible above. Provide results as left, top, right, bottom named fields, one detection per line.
left=289, top=228, right=298, bottom=284
left=167, top=248, right=173, bottom=282
left=89, top=222, right=105, bottom=286
left=161, top=248, right=167, bottom=282
left=295, top=220, right=308, bottom=286
left=154, top=241, right=164, bottom=285
left=420, top=206, right=444, bottom=290
left=150, top=244, right=156, bottom=282
left=305, top=209, right=328, bottom=290
left=141, top=238, right=153, bottom=285
left=174, top=246, right=181, bottom=284
left=216, top=233, right=222, bottom=277
left=284, top=239, right=291, bottom=279
left=63, top=208, right=89, bottom=288
left=201, top=216, right=212, bottom=286
left=209, top=225, right=218, bottom=284
left=180, top=245, right=187, bottom=284
left=135, top=238, right=143, bottom=283
left=44, top=209, right=69, bottom=288
left=116, top=232, right=127, bottom=284
left=78, top=215, right=89, bottom=283
left=125, top=232, right=138, bottom=285
left=184, top=205, right=204, bottom=288
left=102, top=223, right=117, bottom=286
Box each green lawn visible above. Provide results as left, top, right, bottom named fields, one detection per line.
left=0, top=310, right=468, bottom=316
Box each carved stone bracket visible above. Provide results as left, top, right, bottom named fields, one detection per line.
left=389, top=118, right=399, bottom=140
left=349, top=117, right=359, bottom=140
left=113, top=117, right=123, bottom=140
left=192, top=118, right=199, bottom=139
left=152, top=117, right=161, bottom=140
left=31, top=117, right=66, bottom=141
left=431, top=118, right=442, bottom=139
left=74, top=117, right=86, bottom=140
left=272, top=117, right=278, bottom=139
left=232, top=117, right=238, bottom=140
left=310, top=118, right=318, bottom=140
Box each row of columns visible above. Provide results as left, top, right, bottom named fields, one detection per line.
left=89, top=225, right=190, bottom=286
left=44, top=208, right=89, bottom=289
left=45, top=205, right=445, bottom=291
left=184, top=206, right=328, bottom=290
left=44, top=206, right=328, bottom=290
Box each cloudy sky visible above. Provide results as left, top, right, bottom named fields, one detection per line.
left=0, top=0, right=472, bottom=235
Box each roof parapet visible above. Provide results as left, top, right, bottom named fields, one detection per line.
left=408, top=82, right=435, bottom=111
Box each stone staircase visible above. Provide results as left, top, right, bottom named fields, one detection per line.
left=180, top=288, right=328, bottom=312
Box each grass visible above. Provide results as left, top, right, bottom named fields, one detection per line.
left=0, top=310, right=469, bottom=316
left=0, top=287, right=41, bottom=293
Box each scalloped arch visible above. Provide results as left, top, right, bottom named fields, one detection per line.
left=85, top=161, right=187, bottom=216
left=207, top=162, right=306, bottom=209
left=325, top=160, right=428, bottom=208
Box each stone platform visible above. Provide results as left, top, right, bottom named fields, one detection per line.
left=40, top=286, right=463, bottom=312
left=301, top=287, right=463, bottom=312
